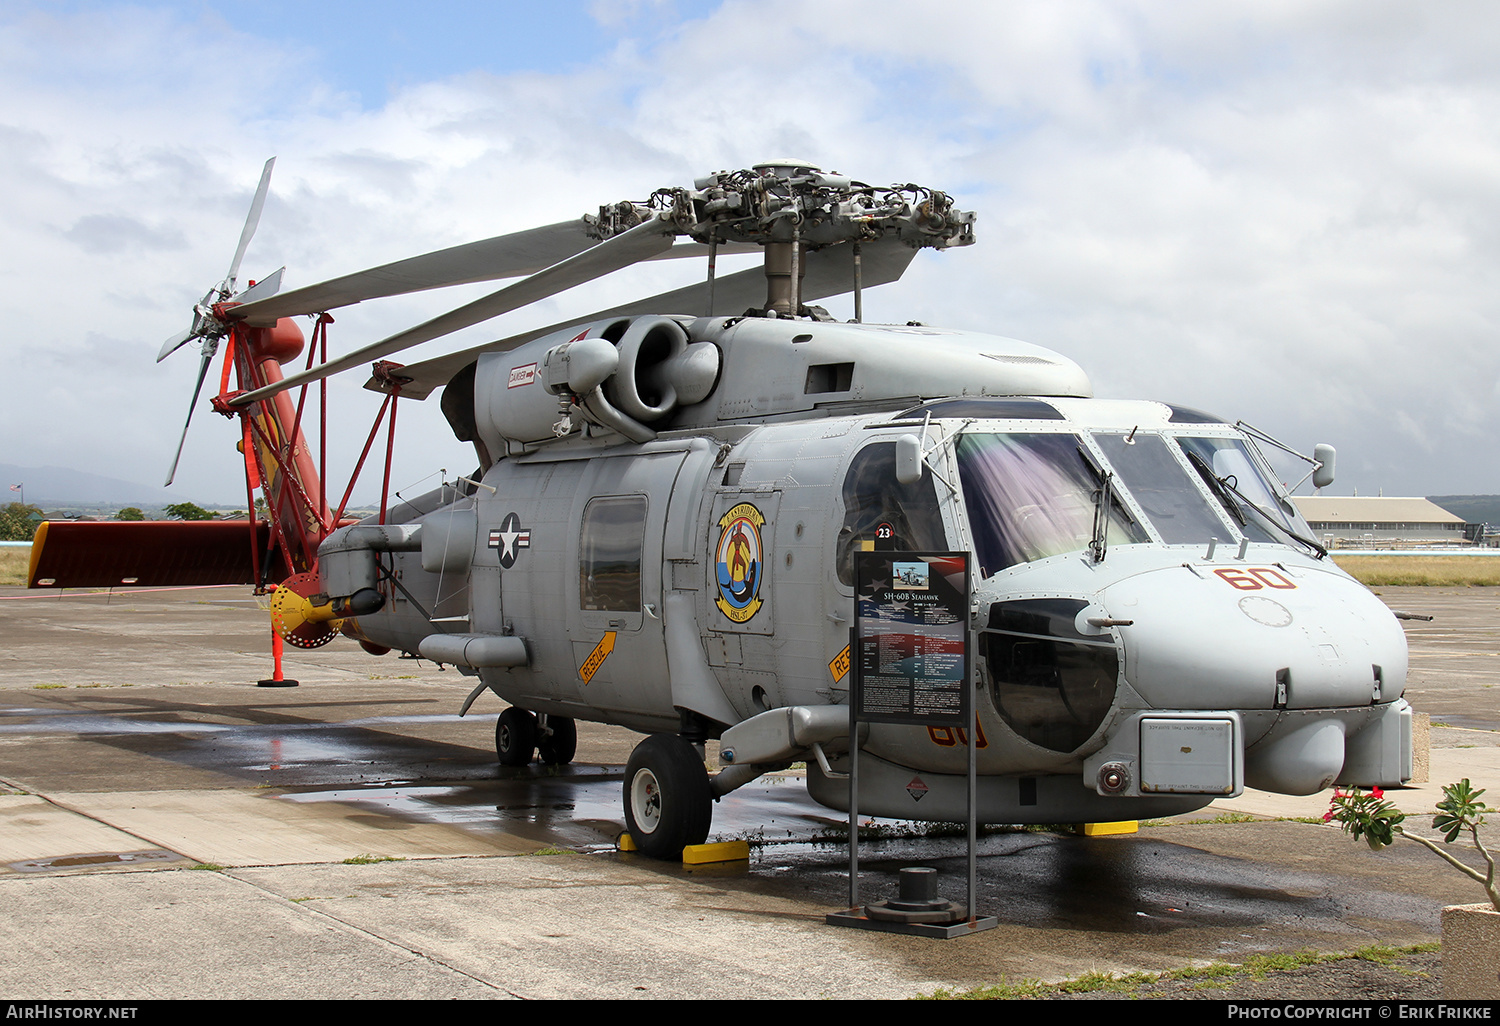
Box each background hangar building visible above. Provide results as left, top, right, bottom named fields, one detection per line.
left=1292, top=496, right=1482, bottom=548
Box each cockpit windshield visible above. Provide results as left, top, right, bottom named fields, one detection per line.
left=956, top=433, right=1146, bottom=576
left=1093, top=433, right=1229, bottom=544
left=956, top=425, right=1321, bottom=575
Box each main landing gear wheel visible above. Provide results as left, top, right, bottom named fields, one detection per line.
left=496, top=707, right=537, bottom=767
left=537, top=715, right=577, bottom=766
left=623, top=734, right=712, bottom=859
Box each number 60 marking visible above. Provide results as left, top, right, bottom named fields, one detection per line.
left=1213, top=567, right=1296, bottom=590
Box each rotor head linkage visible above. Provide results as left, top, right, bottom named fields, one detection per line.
left=589, top=164, right=975, bottom=316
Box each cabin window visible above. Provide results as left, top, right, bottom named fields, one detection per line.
left=579, top=496, right=646, bottom=612
left=956, top=432, right=1144, bottom=575
left=835, top=443, right=946, bottom=586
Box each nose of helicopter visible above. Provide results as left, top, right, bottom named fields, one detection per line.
left=1095, top=562, right=1408, bottom=712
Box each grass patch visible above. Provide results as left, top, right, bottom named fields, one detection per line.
left=524, top=846, right=576, bottom=856
left=0, top=548, right=29, bottom=587
left=31, top=683, right=67, bottom=690
left=922, top=979, right=1051, bottom=1000
left=921, top=943, right=1439, bottom=999
left=1171, top=950, right=1324, bottom=983
left=342, top=853, right=404, bottom=865
left=1183, top=812, right=1260, bottom=825
left=189, top=863, right=224, bottom=871
left=1333, top=555, right=1500, bottom=587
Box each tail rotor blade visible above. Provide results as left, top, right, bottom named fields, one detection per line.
left=164, top=347, right=215, bottom=487
left=157, top=327, right=195, bottom=364
left=226, top=157, right=276, bottom=288
left=232, top=266, right=284, bottom=305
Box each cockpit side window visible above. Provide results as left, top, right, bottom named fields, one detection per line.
left=1177, top=436, right=1314, bottom=542
left=955, top=432, right=1145, bottom=575
left=835, top=443, right=946, bottom=587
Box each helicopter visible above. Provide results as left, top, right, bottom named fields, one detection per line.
left=29, top=160, right=1414, bottom=859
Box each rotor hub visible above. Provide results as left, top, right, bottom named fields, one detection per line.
left=269, top=571, right=343, bottom=649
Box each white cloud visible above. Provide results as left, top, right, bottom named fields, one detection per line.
left=1, top=0, right=1497, bottom=506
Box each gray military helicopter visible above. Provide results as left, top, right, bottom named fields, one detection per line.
left=144, top=160, right=1415, bottom=859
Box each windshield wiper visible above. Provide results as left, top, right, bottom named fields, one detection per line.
left=1076, top=444, right=1130, bottom=563
left=1089, top=470, right=1115, bottom=564
left=1186, top=451, right=1246, bottom=527
left=1186, top=451, right=1326, bottom=559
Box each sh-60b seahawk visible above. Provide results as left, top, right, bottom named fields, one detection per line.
left=30, top=160, right=1412, bottom=858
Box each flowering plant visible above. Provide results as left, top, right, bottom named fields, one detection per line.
left=1325, top=779, right=1498, bottom=911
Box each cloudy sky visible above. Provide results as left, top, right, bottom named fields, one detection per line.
left=2, top=0, right=1496, bottom=506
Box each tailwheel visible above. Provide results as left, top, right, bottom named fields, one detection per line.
left=496, top=707, right=537, bottom=766
left=268, top=571, right=343, bottom=649
left=537, top=715, right=577, bottom=766
left=623, top=734, right=712, bottom=859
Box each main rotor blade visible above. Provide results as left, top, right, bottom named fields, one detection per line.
left=164, top=347, right=215, bottom=486
left=379, top=234, right=921, bottom=399
left=227, top=157, right=276, bottom=287
left=231, top=214, right=680, bottom=406
left=229, top=224, right=758, bottom=328
left=230, top=219, right=600, bottom=326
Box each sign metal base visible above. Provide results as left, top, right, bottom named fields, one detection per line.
left=825, top=909, right=998, bottom=939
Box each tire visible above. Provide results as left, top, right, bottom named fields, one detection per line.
left=622, top=734, right=713, bottom=859
left=537, top=716, right=577, bottom=766
left=496, top=707, right=537, bottom=767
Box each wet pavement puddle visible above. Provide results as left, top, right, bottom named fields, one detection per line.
left=0, top=702, right=1462, bottom=945
left=10, top=850, right=184, bottom=872
left=275, top=772, right=846, bottom=852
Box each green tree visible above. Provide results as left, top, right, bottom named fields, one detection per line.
left=116, top=507, right=146, bottom=521
left=0, top=502, right=43, bottom=541
left=163, top=502, right=215, bottom=521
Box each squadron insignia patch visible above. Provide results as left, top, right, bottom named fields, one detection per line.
left=714, top=502, right=765, bottom=623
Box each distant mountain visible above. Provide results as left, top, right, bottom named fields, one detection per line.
left=0, top=463, right=220, bottom=509
left=1427, top=495, right=1500, bottom=525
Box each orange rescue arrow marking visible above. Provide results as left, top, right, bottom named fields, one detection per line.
left=579, top=631, right=617, bottom=683
left=828, top=643, right=851, bottom=684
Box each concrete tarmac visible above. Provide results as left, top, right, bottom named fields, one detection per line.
left=0, top=583, right=1495, bottom=1000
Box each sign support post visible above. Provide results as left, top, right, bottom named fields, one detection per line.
left=826, top=550, right=996, bottom=938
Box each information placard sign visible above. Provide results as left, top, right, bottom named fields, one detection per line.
left=852, top=551, right=971, bottom=726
